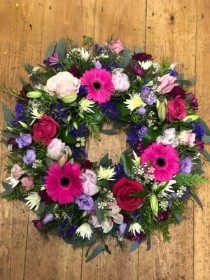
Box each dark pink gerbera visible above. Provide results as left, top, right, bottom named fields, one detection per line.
left=141, top=143, right=180, bottom=182
left=45, top=162, right=83, bottom=204
left=81, top=68, right=114, bottom=103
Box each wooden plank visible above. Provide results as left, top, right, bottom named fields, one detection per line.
left=194, top=1, right=210, bottom=280
left=0, top=1, right=45, bottom=280
left=139, top=1, right=197, bottom=279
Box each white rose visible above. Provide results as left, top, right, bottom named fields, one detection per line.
left=46, top=71, right=80, bottom=98
left=47, top=138, right=65, bottom=160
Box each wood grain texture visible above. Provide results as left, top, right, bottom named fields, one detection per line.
left=0, top=1, right=209, bottom=280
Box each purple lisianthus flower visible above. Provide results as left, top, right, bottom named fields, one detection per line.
left=16, top=133, right=32, bottom=148
left=169, top=69, right=178, bottom=76
left=94, top=60, right=102, bottom=69
left=129, top=64, right=145, bottom=76
left=49, top=52, right=59, bottom=66
left=157, top=210, right=171, bottom=221
left=75, top=194, right=95, bottom=211
left=42, top=213, right=54, bottom=224
left=23, top=149, right=36, bottom=165
left=180, top=157, right=193, bottom=174
left=119, top=223, right=127, bottom=235
left=138, top=125, right=148, bottom=140
left=140, top=86, right=157, bottom=105
left=32, top=220, right=44, bottom=230
left=136, top=106, right=146, bottom=115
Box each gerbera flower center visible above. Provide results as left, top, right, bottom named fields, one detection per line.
left=93, top=81, right=101, bottom=90
left=60, top=176, right=71, bottom=187
left=156, top=157, right=166, bottom=167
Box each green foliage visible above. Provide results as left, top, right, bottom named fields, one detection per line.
left=175, top=173, right=208, bottom=187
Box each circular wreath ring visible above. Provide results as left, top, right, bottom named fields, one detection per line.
left=1, top=36, right=209, bottom=261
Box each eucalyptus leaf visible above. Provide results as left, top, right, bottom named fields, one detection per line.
left=55, top=38, right=67, bottom=60
left=101, top=129, right=118, bottom=135
left=0, top=189, right=14, bottom=196
left=95, top=198, right=104, bottom=224
left=46, top=41, right=57, bottom=58
left=199, top=118, right=210, bottom=135
left=146, top=237, right=151, bottom=251
left=120, top=152, right=134, bottom=178
left=34, top=202, right=47, bottom=216
left=171, top=210, right=183, bottom=223
left=202, top=149, right=210, bottom=161
left=203, top=134, right=210, bottom=143
left=129, top=241, right=141, bottom=252
left=86, top=244, right=105, bottom=262
left=190, top=190, right=203, bottom=210
left=2, top=103, right=14, bottom=124
left=2, top=181, right=13, bottom=191
left=143, top=127, right=161, bottom=145
left=99, top=153, right=112, bottom=167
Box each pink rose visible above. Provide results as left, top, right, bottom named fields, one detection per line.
left=159, top=74, right=178, bottom=93
left=11, top=164, right=24, bottom=179
left=47, top=138, right=65, bottom=160
left=179, top=131, right=196, bottom=147
left=46, top=71, right=80, bottom=98
left=167, top=96, right=187, bottom=122
left=21, top=177, right=34, bottom=190
left=82, top=169, right=99, bottom=196
left=107, top=39, right=124, bottom=54
left=112, top=68, right=130, bottom=92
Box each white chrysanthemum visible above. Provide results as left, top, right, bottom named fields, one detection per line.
left=76, top=222, right=93, bottom=239
left=129, top=223, right=143, bottom=236
left=98, top=166, right=116, bottom=180
left=124, top=94, right=145, bottom=111
left=25, top=192, right=41, bottom=211
left=79, top=98, right=95, bottom=113
left=139, top=60, right=153, bottom=70
left=158, top=180, right=176, bottom=197
left=79, top=47, right=90, bottom=60
left=6, top=177, right=20, bottom=188
left=132, top=151, right=141, bottom=165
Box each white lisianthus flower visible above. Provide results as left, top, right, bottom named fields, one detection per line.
left=156, top=128, right=179, bottom=147
left=98, top=166, right=116, bottom=180
left=25, top=192, right=41, bottom=210
left=76, top=222, right=93, bottom=239
left=124, top=94, right=145, bottom=111
left=47, top=138, right=65, bottom=160
left=129, top=223, right=143, bottom=236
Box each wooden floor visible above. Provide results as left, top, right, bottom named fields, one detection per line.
left=0, top=1, right=210, bottom=279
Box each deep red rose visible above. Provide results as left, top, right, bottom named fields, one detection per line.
left=113, top=177, right=145, bottom=212
left=32, top=114, right=59, bottom=145
left=167, top=96, right=187, bottom=122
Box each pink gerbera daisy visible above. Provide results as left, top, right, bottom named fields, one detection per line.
left=45, top=162, right=83, bottom=204
left=141, top=143, right=180, bottom=182
left=81, top=68, right=114, bottom=103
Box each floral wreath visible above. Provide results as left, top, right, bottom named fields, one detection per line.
left=1, top=36, right=210, bottom=261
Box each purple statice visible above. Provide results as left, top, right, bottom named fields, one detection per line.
left=195, top=139, right=204, bottom=152
left=58, top=219, right=77, bottom=238
left=75, top=194, right=95, bottom=211
left=192, top=122, right=205, bottom=140
left=51, top=103, right=69, bottom=119
left=169, top=69, right=178, bottom=76
left=42, top=213, right=54, bottom=224
left=136, top=106, right=146, bottom=116
left=113, top=163, right=126, bottom=181
left=140, top=86, right=157, bottom=105
left=77, top=85, right=88, bottom=98
left=23, top=149, right=36, bottom=165
left=16, top=133, right=32, bottom=148
left=127, top=124, right=148, bottom=146
left=15, top=101, right=26, bottom=121
left=132, top=52, right=152, bottom=61
left=180, top=157, right=193, bottom=174
left=187, top=92, right=198, bottom=110
left=69, top=124, right=88, bottom=137
left=100, top=101, right=120, bottom=119
left=72, top=148, right=87, bottom=159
